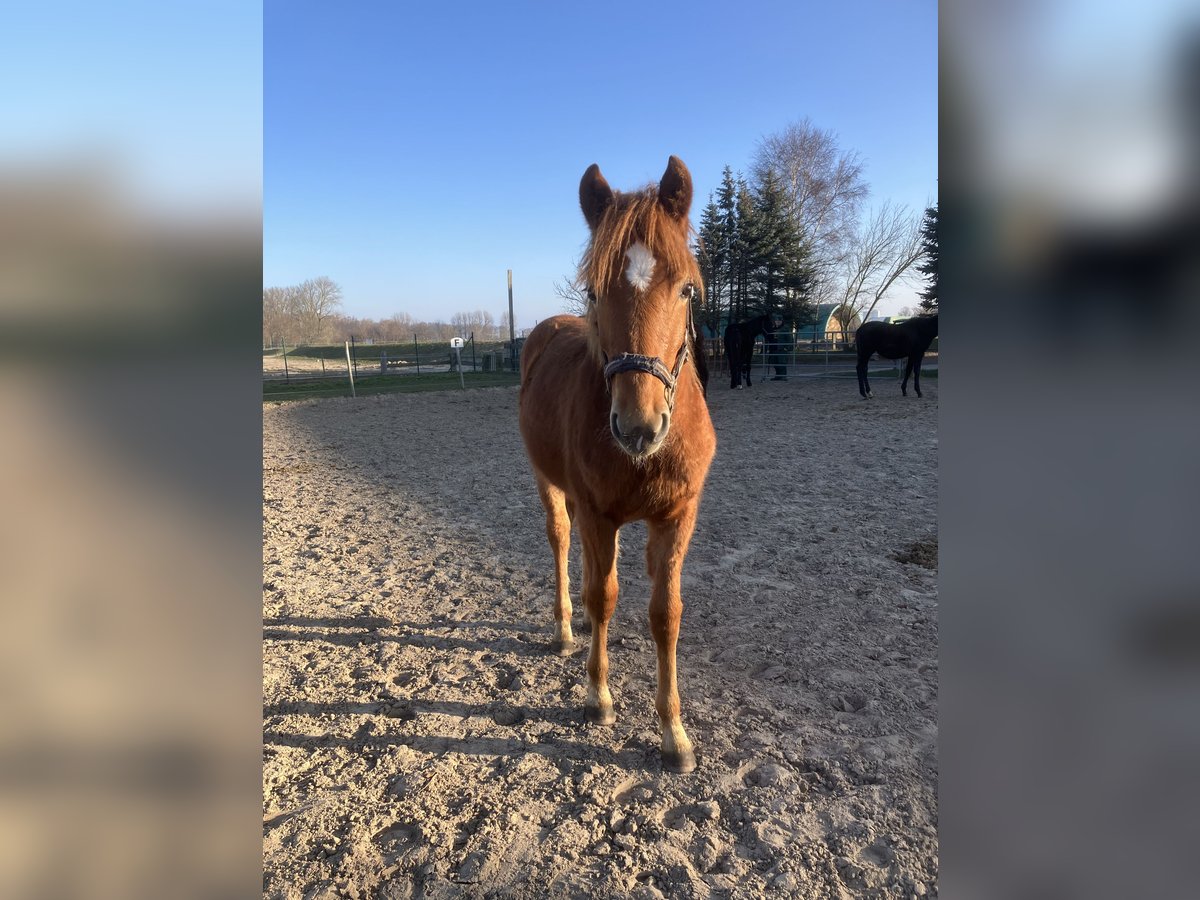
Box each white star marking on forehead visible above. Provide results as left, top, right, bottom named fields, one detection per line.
left=624, top=241, right=656, bottom=292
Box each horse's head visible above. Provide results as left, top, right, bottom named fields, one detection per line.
left=578, top=156, right=701, bottom=460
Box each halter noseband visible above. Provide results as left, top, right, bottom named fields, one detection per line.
left=598, top=299, right=695, bottom=412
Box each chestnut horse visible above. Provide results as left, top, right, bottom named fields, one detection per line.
left=518, top=157, right=716, bottom=773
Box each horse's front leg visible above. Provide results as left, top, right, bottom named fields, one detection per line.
left=902, top=356, right=915, bottom=396
left=912, top=354, right=923, bottom=397
left=646, top=506, right=699, bottom=773
left=536, top=478, right=574, bottom=655
left=578, top=514, right=619, bottom=724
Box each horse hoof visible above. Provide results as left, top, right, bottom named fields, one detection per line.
left=550, top=638, right=574, bottom=656
left=585, top=703, right=616, bottom=725
left=662, top=748, right=697, bottom=774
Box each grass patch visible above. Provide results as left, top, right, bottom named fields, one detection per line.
left=263, top=372, right=520, bottom=403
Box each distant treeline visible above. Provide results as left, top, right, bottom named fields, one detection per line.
left=263, top=277, right=513, bottom=348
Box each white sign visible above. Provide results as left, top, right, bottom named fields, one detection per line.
left=450, top=337, right=464, bottom=349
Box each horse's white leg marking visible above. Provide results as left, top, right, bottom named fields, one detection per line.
left=624, top=241, right=656, bottom=292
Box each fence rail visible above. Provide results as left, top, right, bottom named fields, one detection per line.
left=263, top=336, right=521, bottom=383
left=703, top=337, right=938, bottom=383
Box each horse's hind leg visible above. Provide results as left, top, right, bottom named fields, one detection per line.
left=857, top=351, right=871, bottom=399
left=573, top=501, right=592, bottom=634
left=578, top=514, right=619, bottom=725
left=646, top=507, right=699, bottom=773
left=536, top=477, right=574, bottom=655
left=912, top=354, right=923, bottom=397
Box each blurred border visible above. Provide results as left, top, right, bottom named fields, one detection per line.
left=1, top=4, right=262, bottom=898
left=942, top=2, right=1200, bottom=898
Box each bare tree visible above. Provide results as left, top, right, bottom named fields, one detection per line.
left=379, top=312, right=414, bottom=342
left=553, top=273, right=590, bottom=316
left=289, top=276, right=343, bottom=344
left=262, top=286, right=289, bottom=348
left=858, top=207, right=923, bottom=324
left=830, top=203, right=923, bottom=335
left=753, top=119, right=870, bottom=305
left=451, top=309, right=497, bottom=339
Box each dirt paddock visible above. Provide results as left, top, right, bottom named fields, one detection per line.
left=263, top=376, right=938, bottom=899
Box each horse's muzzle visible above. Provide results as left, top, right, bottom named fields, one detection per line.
left=610, top=410, right=670, bottom=457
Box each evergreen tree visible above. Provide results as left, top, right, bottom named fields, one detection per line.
left=695, top=196, right=725, bottom=337
left=732, top=178, right=758, bottom=322
left=741, top=167, right=818, bottom=326
left=917, top=204, right=938, bottom=311
left=715, top=168, right=741, bottom=324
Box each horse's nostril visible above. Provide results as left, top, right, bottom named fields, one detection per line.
left=658, top=414, right=670, bottom=439
left=610, top=413, right=621, bottom=439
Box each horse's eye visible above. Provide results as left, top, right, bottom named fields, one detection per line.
left=680, top=283, right=695, bottom=302
left=587, top=289, right=597, bottom=305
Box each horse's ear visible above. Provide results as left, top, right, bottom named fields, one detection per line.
left=658, top=156, right=692, bottom=221
left=580, top=164, right=614, bottom=231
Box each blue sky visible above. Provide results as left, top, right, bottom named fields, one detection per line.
left=265, top=1, right=937, bottom=326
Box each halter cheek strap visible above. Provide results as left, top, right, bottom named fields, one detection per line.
left=600, top=302, right=695, bottom=412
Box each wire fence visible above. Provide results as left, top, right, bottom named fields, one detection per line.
left=263, top=335, right=523, bottom=382
left=702, top=335, right=939, bottom=384
left=263, top=332, right=937, bottom=397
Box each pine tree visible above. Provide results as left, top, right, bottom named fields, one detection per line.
left=695, top=196, right=725, bottom=337
left=917, top=204, right=938, bottom=311
left=741, top=167, right=817, bottom=326
left=715, top=168, right=740, bottom=325
left=732, top=178, right=758, bottom=322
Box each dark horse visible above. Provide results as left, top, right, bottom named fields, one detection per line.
left=855, top=314, right=938, bottom=398
left=723, top=314, right=772, bottom=389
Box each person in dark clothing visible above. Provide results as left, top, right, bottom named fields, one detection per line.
left=765, top=313, right=794, bottom=380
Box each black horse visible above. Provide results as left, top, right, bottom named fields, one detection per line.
left=855, top=314, right=938, bottom=398
left=723, top=314, right=773, bottom=389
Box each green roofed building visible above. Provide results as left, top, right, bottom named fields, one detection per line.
left=793, top=304, right=861, bottom=349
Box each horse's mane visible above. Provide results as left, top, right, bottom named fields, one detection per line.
left=580, top=187, right=697, bottom=293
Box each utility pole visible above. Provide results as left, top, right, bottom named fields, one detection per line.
left=507, top=269, right=516, bottom=372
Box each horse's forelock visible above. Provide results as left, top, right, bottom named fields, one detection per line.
left=580, top=188, right=696, bottom=295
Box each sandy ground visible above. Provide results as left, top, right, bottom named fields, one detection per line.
left=263, top=374, right=938, bottom=899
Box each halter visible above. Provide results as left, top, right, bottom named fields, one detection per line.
left=598, top=295, right=696, bottom=413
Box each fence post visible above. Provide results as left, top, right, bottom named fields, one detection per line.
left=414, top=334, right=421, bottom=375
left=282, top=341, right=290, bottom=382
left=351, top=335, right=358, bottom=377
left=344, top=341, right=356, bottom=398
left=470, top=332, right=476, bottom=372
left=507, top=269, right=516, bottom=372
